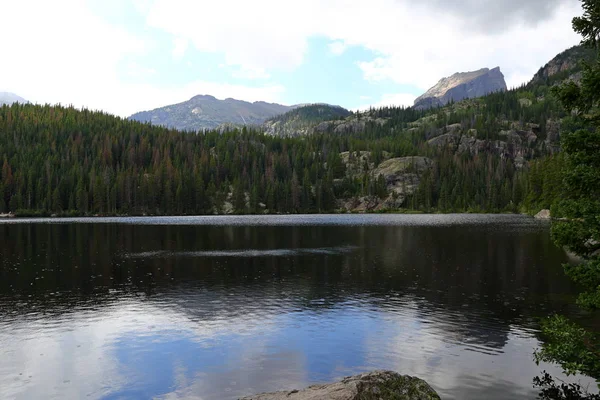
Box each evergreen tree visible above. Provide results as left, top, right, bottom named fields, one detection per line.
left=534, top=2, right=600, bottom=397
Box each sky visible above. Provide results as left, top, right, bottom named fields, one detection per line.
left=0, top=0, right=583, bottom=117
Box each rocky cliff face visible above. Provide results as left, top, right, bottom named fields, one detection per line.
left=129, top=95, right=295, bottom=131
left=530, top=45, right=596, bottom=85
left=240, top=370, right=440, bottom=400
left=414, top=67, right=507, bottom=110
left=424, top=119, right=561, bottom=168
left=337, top=153, right=434, bottom=212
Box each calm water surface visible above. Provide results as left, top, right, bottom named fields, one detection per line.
left=0, top=214, right=594, bottom=399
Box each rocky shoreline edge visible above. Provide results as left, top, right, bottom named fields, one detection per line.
left=239, top=370, right=441, bottom=400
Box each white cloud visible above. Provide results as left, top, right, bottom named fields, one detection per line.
left=231, top=66, right=271, bottom=80
left=0, top=0, right=146, bottom=115
left=328, top=41, right=348, bottom=56
left=0, top=298, right=288, bottom=399
left=125, top=62, right=157, bottom=79
left=144, top=0, right=581, bottom=92
left=351, top=1, right=580, bottom=90
left=130, top=0, right=154, bottom=14
left=117, top=80, right=285, bottom=114
left=145, top=0, right=313, bottom=72
left=355, top=93, right=417, bottom=111
left=172, top=37, right=189, bottom=61
left=0, top=0, right=584, bottom=117
left=0, top=0, right=285, bottom=117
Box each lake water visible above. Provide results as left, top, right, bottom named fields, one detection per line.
left=0, top=214, right=594, bottom=399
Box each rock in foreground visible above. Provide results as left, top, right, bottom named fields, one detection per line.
left=534, top=209, right=551, bottom=220
left=240, top=370, right=440, bottom=400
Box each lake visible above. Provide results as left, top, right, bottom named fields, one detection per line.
left=0, top=214, right=594, bottom=399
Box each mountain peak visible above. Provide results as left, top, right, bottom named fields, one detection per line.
left=190, top=94, right=216, bottom=101
left=129, top=95, right=294, bottom=131
left=414, top=67, right=507, bottom=110
left=0, top=92, right=28, bottom=105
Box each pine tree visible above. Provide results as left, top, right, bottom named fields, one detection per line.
left=534, top=1, right=600, bottom=397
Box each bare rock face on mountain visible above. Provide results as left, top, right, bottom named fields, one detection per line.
left=336, top=154, right=433, bottom=212
left=128, top=95, right=295, bottom=131
left=240, top=370, right=440, bottom=400
left=530, top=45, right=596, bottom=85
left=414, top=67, right=507, bottom=110
left=425, top=119, right=562, bottom=168
left=0, top=92, right=28, bottom=105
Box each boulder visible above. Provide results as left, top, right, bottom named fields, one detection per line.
left=372, top=156, right=432, bottom=178
left=535, top=209, right=551, bottom=220
left=445, top=123, right=462, bottom=133
left=457, top=135, right=487, bottom=155
left=334, top=121, right=366, bottom=135
left=519, top=98, right=533, bottom=107
left=315, top=121, right=335, bottom=133
left=343, top=196, right=383, bottom=212
left=240, top=370, right=440, bottom=400
left=371, top=157, right=433, bottom=198
left=427, top=133, right=460, bottom=148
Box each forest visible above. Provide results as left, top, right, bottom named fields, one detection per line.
left=0, top=61, right=575, bottom=217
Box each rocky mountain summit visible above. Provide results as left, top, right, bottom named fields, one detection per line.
left=129, top=95, right=295, bottom=131
left=240, top=370, right=440, bottom=400
left=0, top=92, right=27, bottom=105
left=414, top=67, right=507, bottom=110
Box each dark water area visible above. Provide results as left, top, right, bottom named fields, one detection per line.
left=0, top=214, right=595, bottom=399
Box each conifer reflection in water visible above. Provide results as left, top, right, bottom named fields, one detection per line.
left=0, top=215, right=592, bottom=400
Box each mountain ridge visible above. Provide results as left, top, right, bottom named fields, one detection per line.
left=128, top=95, right=297, bottom=131
left=414, top=67, right=507, bottom=110
left=529, top=44, right=596, bottom=86
left=0, top=42, right=588, bottom=216
left=263, top=104, right=352, bottom=136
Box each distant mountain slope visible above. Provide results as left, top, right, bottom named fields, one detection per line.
left=414, top=67, right=507, bottom=110
left=0, top=92, right=27, bottom=105
left=128, top=95, right=295, bottom=131
left=529, top=44, right=596, bottom=86
left=0, top=41, right=591, bottom=216
left=263, top=104, right=352, bottom=136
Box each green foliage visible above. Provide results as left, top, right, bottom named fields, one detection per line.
left=573, top=1, right=600, bottom=48
left=0, top=97, right=559, bottom=216
left=0, top=35, right=590, bottom=218
left=550, top=0, right=600, bottom=311
left=534, top=1, right=600, bottom=395
left=0, top=103, right=341, bottom=215
left=531, top=44, right=597, bottom=88
left=534, top=371, right=600, bottom=400
left=355, top=376, right=441, bottom=400
left=523, top=154, right=566, bottom=212
left=536, top=315, right=600, bottom=378
left=267, top=104, right=352, bottom=125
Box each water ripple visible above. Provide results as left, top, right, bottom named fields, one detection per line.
left=122, top=245, right=358, bottom=259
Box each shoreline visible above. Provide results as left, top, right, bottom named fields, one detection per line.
left=1, top=210, right=533, bottom=219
